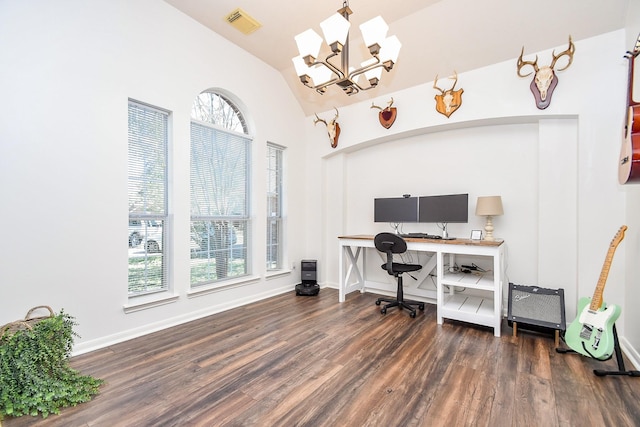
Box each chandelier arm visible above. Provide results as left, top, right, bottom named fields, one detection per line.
left=347, top=57, right=382, bottom=81
left=322, top=52, right=347, bottom=79
left=302, top=57, right=345, bottom=92
left=313, top=75, right=342, bottom=90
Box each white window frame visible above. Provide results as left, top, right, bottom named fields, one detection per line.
left=189, top=92, right=252, bottom=287
left=127, top=100, right=170, bottom=297
left=267, top=143, right=284, bottom=271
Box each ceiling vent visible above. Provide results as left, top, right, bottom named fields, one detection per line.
left=225, top=8, right=261, bottom=35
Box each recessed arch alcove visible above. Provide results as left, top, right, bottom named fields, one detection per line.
left=321, top=115, right=579, bottom=319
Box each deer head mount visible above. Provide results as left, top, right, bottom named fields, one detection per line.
left=314, top=107, right=340, bottom=148
left=517, top=35, right=575, bottom=110
left=370, top=97, right=397, bottom=129
left=433, top=71, right=463, bottom=118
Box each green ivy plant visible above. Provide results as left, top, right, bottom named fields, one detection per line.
left=0, top=310, right=103, bottom=419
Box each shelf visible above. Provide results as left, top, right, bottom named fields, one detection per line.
left=437, top=248, right=505, bottom=337
left=441, top=294, right=495, bottom=328
left=442, top=271, right=495, bottom=291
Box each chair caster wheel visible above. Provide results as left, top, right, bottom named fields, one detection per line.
left=410, top=311, right=416, bottom=318
left=375, top=300, right=381, bottom=305
left=381, top=308, right=387, bottom=315
left=418, top=303, right=425, bottom=311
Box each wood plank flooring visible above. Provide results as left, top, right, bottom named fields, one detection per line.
left=4, top=288, right=640, bottom=426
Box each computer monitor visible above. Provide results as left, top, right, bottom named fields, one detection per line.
left=418, top=194, right=469, bottom=223
left=374, top=196, right=419, bottom=223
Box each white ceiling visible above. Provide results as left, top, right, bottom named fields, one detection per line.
left=163, top=0, right=629, bottom=116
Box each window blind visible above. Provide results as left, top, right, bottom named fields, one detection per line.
left=128, top=100, right=169, bottom=295
left=190, top=121, right=250, bottom=285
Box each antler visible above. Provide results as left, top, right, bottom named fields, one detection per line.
left=433, top=73, right=458, bottom=93
left=517, top=47, right=539, bottom=77
left=433, top=74, right=445, bottom=94
left=313, top=113, right=327, bottom=126
left=449, top=71, right=458, bottom=91
left=371, top=97, right=394, bottom=111
left=550, top=35, right=575, bottom=71
left=315, top=107, right=339, bottom=126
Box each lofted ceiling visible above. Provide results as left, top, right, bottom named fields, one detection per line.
left=163, top=0, right=629, bottom=116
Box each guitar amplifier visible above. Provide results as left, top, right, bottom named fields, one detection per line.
left=507, top=283, right=566, bottom=331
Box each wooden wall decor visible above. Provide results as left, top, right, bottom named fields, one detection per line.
left=370, top=97, right=397, bottom=129
left=433, top=71, right=463, bottom=118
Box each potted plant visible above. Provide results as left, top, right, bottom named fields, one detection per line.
left=0, top=307, right=103, bottom=420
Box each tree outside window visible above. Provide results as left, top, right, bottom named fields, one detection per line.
left=190, top=92, right=251, bottom=286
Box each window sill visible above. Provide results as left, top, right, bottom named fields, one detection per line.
left=123, top=293, right=180, bottom=314
left=187, top=275, right=261, bottom=298
left=266, top=269, right=292, bottom=279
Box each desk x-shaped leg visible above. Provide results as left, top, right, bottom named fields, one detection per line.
left=339, top=245, right=365, bottom=302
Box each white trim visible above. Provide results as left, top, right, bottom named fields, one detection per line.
left=266, top=269, right=292, bottom=279
left=620, top=335, right=640, bottom=370
left=186, top=275, right=261, bottom=298
left=123, top=293, right=179, bottom=314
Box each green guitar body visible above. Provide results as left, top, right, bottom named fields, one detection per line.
left=565, top=296, right=621, bottom=360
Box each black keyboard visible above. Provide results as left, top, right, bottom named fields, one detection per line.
left=401, top=233, right=442, bottom=239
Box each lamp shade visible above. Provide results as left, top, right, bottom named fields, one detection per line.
left=379, top=35, right=402, bottom=64
left=359, top=16, right=388, bottom=49
left=308, top=64, right=333, bottom=85
left=292, top=55, right=310, bottom=77
left=320, top=13, right=350, bottom=46
left=294, top=29, right=323, bottom=59
left=361, top=58, right=382, bottom=81
left=475, top=196, right=504, bottom=216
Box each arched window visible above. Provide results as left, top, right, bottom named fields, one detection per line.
left=189, top=91, right=251, bottom=286
left=191, top=92, right=248, bottom=134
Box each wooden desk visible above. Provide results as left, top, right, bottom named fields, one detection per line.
left=338, top=235, right=506, bottom=337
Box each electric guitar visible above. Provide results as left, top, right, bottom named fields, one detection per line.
left=618, top=34, right=640, bottom=184
left=564, top=225, right=626, bottom=360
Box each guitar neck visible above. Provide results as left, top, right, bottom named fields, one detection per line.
left=589, top=250, right=615, bottom=310
left=589, top=225, right=627, bottom=311
left=625, top=36, right=640, bottom=124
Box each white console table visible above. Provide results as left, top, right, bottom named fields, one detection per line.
left=338, top=235, right=506, bottom=337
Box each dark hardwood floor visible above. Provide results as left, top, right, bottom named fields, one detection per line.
left=4, top=288, right=640, bottom=426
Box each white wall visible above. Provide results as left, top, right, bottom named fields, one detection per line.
left=622, top=0, right=640, bottom=367
left=0, top=0, right=308, bottom=353
left=1, top=0, right=639, bottom=368
left=306, top=30, right=640, bottom=363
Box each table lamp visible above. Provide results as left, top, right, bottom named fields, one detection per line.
left=475, top=196, right=503, bottom=241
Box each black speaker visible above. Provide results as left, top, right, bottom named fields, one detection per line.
left=507, top=283, right=566, bottom=331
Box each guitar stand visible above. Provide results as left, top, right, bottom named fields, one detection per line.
left=556, top=324, right=640, bottom=377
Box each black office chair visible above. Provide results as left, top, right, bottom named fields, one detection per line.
left=374, top=232, right=425, bottom=318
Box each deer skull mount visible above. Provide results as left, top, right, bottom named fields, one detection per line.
left=370, top=97, right=397, bottom=129
left=433, top=71, right=463, bottom=118
left=517, top=35, right=575, bottom=110
left=314, top=107, right=340, bottom=148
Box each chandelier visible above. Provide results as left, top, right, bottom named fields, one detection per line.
left=291, top=1, right=401, bottom=96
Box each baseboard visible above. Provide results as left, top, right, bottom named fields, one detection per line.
left=619, top=335, right=640, bottom=370
left=71, top=284, right=294, bottom=356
